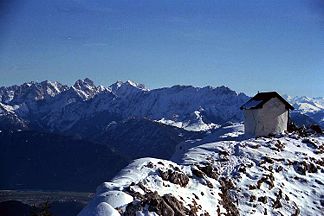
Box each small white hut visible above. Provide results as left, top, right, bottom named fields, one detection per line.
left=240, top=92, right=294, bottom=137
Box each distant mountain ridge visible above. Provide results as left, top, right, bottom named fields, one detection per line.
left=0, top=79, right=323, bottom=133
left=283, top=95, right=324, bottom=127
left=0, top=78, right=250, bottom=133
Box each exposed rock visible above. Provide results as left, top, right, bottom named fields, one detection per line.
left=260, top=156, right=274, bottom=164
left=219, top=178, right=239, bottom=216
left=124, top=202, right=143, bottom=216
left=146, top=191, right=175, bottom=216
left=146, top=161, right=154, bottom=168
left=257, top=196, right=267, bottom=204
left=276, top=165, right=283, bottom=172
left=206, top=180, right=213, bottom=188
left=293, top=161, right=307, bottom=175
left=159, top=169, right=189, bottom=187
left=308, top=162, right=318, bottom=173
left=256, top=173, right=275, bottom=190
left=238, top=165, right=246, bottom=173
left=274, top=140, right=285, bottom=151
left=293, top=160, right=318, bottom=175
left=191, top=167, right=205, bottom=178
left=273, top=189, right=283, bottom=209
left=128, top=191, right=190, bottom=216
left=249, top=195, right=256, bottom=202
left=273, top=198, right=282, bottom=208
left=249, top=185, right=257, bottom=190
left=163, top=193, right=189, bottom=216
left=315, top=158, right=324, bottom=167
left=219, top=150, right=230, bottom=161
left=291, top=202, right=301, bottom=216
left=197, top=164, right=218, bottom=180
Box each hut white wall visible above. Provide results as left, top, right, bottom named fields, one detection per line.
left=243, top=97, right=288, bottom=137
left=243, top=109, right=257, bottom=135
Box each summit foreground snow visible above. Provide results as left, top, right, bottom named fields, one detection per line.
left=78, top=124, right=324, bottom=216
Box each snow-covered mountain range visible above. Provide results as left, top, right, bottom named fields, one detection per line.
left=0, top=78, right=250, bottom=133
left=0, top=78, right=323, bottom=133
left=283, top=95, right=324, bottom=127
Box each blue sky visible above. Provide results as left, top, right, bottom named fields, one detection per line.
left=0, top=0, right=323, bottom=96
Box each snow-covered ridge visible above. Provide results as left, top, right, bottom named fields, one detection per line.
left=72, top=78, right=108, bottom=100
left=0, top=80, right=68, bottom=104
left=79, top=158, right=224, bottom=216
left=79, top=124, right=324, bottom=216
left=109, top=80, right=148, bottom=93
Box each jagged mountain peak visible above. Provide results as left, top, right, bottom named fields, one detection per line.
left=73, top=78, right=96, bottom=91
left=39, top=80, right=69, bottom=96
left=109, top=80, right=148, bottom=97
left=17, top=80, right=66, bottom=89
left=201, top=85, right=239, bottom=96
left=166, top=84, right=239, bottom=96
left=73, top=78, right=95, bottom=88
left=214, top=85, right=234, bottom=92
left=71, top=78, right=107, bottom=100
left=110, top=80, right=147, bottom=90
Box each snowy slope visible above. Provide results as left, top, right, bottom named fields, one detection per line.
left=79, top=158, right=225, bottom=216
left=177, top=132, right=324, bottom=215
left=0, top=102, right=28, bottom=129
left=79, top=124, right=324, bottom=215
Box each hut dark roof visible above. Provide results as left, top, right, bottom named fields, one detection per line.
left=240, top=92, right=294, bottom=110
